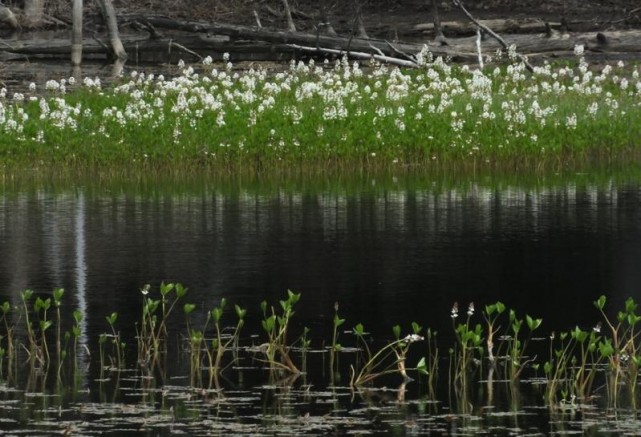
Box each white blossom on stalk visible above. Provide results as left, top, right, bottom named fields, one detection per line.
left=566, top=114, right=578, bottom=129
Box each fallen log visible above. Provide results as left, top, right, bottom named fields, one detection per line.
left=413, top=18, right=555, bottom=36
left=1, top=14, right=641, bottom=66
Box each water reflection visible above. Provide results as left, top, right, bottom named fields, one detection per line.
left=1, top=179, right=640, bottom=343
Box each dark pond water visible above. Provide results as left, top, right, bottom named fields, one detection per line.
left=1, top=170, right=641, bottom=434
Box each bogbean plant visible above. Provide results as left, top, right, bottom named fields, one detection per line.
left=1, top=50, right=641, bottom=170
left=259, top=290, right=301, bottom=374
left=137, top=282, right=187, bottom=370
left=182, top=293, right=246, bottom=387
left=2, top=284, right=641, bottom=407
left=350, top=321, right=424, bottom=386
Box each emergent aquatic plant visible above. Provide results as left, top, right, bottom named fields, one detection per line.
left=350, top=322, right=424, bottom=386
left=259, top=290, right=301, bottom=374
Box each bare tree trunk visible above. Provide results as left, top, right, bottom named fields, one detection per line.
left=354, top=1, right=368, bottom=39
left=97, top=0, right=127, bottom=61
left=71, top=0, right=83, bottom=66
left=430, top=0, right=445, bottom=41
left=319, top=0, right=337, bottom=36
left=23, top=0, right=44, bottom=26
left=280, top=0, right=296, bottom=32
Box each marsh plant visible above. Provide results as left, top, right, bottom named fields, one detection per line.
left=104, top=311, right=124, bottom=370
left=137, top=282, right=187, bottom=370
left=3, top=283, right=641, bottom=409
left=207, top=298, right=246, bottom=382
left=329, top=301, right=345, bottom=382
left=593, top=295, right=641, bottom=404
left=450, top=302, right=483, bottom=391
left=180, top=293, right=248, bottom=387
left=418, top=327, right=439, bottom=397
left=1, top=52, right=640, bottom=170
left=259, top=290, right=301, bottom=374
left=350, top=321, right=424, bottom=387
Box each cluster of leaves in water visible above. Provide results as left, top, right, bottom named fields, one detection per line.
left=0, top=51, right=640, bottom=169
left=1, top=284, right=640, bottom=407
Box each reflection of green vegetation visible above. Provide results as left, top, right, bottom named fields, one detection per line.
left=2, top=159, right=641, bottom=198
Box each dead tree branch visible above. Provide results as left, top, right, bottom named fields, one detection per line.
left=452, top=0, right=534, bottom=72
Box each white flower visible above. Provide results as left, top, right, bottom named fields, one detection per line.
left=403, top=334, right=424, bottom=343
left=574, top=45, right=585, bottom=57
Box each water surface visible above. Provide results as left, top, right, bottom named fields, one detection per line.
left=1, top=170, right=641, bottom=434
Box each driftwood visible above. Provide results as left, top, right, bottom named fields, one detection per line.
left=414, top=18, right=556, bottom=36
left=0, top=5, right=18, bottom=29
left=452, top=0, right=534, bottom=72
left=2, top=10, right=641, bottom=66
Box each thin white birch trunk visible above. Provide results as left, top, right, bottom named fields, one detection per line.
left=71, top=0, right=83, bottom=66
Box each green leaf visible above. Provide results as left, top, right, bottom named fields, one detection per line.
left=392, top=325, right=401, bottom=340
left=53, top=288, right=64, bottom=304
left=106, top=312, right=118, bottom=325
left=287, top=290, right=301, bottom=305
left=212, top=307, right=223, bottom=323
left=594, top=295, right=606, bottom=310
left=625, top=297, right=637, bottom=314
left=572, top=326, right=588, bottom=343
left=417, top=357, right=428, bottom=375
left=411, top=322, right=422, bottom=335
left=354, top=323, right=365, bottom=336
left=235, top=304, right=246, bottom=319
left=183, top=303, right=196, bottom=315
left=73, top=310, right=83, bottom=324
left=160, top=282, right=174, bottom=297
left=262, top=315, right=276, bottom=332
left=599, top=339, right=614, bottom=358
left=526, top=315, right=542, bottom=331
left=20, top=289, right=33, bottom=302
left=175, top=283, right=187, bottom=298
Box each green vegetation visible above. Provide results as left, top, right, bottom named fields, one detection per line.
left=0, top=50, right=640, bottom=172
left=0, top=284, right=640, bottom=408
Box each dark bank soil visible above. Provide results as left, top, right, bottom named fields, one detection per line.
left=105, top=0, right=640, bottom=37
